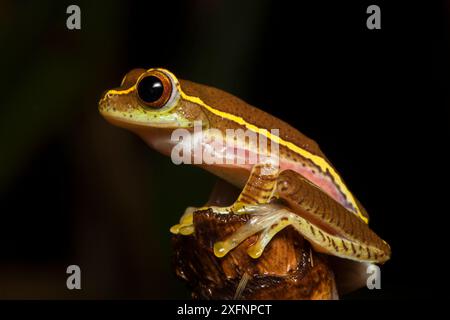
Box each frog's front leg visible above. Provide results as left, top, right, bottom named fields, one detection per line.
left=170, top=164, right=279, bottom=236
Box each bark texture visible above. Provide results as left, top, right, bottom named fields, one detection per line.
left=172, top=209, right=337, bottom=299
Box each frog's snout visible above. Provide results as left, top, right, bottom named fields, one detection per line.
left=98, top=89, right=110, bottom=107
left=98, top=90, right=113, bottom=113
left=98, top=88, right=137, bottom=114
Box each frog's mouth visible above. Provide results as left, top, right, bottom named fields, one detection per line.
left=99, top=106, right=187, bottom=129
left=98, top=86, right=195, bottom=130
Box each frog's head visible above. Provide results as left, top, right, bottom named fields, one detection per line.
left=99, top=68, right=208, bottom=133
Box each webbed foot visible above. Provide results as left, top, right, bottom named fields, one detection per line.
left=213, top=204, right=302, bottom=258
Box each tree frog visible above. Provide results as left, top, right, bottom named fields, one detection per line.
left=99, top=68, right=391, bottom=264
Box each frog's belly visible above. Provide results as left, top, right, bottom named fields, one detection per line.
left=200, top=164, right=251, bottom=189
left=151, top=129, right=352, bottom=212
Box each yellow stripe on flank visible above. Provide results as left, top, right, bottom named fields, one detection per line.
left=178, top=89, right=368, bottom=224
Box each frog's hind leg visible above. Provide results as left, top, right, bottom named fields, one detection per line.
left=215, top=169, right=391, bottom=262
left=213, top=204, right=329, bottom=259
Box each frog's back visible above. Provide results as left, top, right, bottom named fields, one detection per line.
left=179, top=79, right=370, bottom=220
left=179, top=79, right=328, bottom=160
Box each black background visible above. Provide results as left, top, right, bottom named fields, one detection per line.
left=0, top=0, right=448, bottom=300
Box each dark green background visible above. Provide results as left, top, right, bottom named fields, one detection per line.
left=0, top=0, right=448, bottom=299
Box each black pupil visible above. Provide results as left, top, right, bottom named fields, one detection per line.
left=137, top=76, right=164, bottom=103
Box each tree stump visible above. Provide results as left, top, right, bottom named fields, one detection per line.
left=172, top=209, right=338, bottom=300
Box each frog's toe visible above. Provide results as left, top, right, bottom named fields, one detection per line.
left=170, top=207, right=196, bottom=235
left=213, top=204, right=291, bottom=258
left=246, top=218, right=292, bottom=258
left=178, top=225, right=195, bottom=235
left=170, top=221, right=194, bottom=235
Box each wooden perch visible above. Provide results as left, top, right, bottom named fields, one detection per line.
left=172, top=209, right=338, bottom=300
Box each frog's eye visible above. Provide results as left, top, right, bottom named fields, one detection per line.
left=136, top=71, right=172, bottom=108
